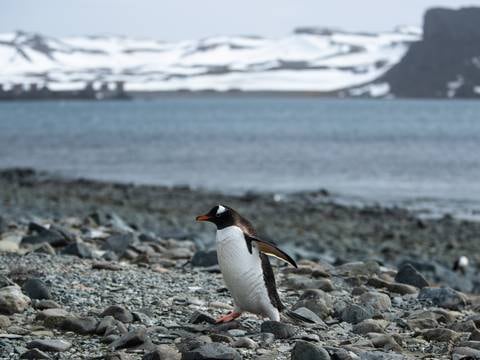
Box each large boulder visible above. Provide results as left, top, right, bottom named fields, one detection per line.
left=0, top=285, right=30, bottom=314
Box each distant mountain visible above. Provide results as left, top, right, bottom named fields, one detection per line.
left=2, top=8, right=479, bottom=99
left=0, top=27, right=419, bottom=97
left=383, top=7, right=480, bottom=98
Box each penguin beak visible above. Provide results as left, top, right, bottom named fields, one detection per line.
left=196, top=214, right=211, bottom=222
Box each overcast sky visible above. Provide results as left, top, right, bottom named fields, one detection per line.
left=2, top=0, right=480, bottom=40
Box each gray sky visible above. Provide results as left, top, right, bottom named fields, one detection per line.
left=2, top=0, right=480, bottom=40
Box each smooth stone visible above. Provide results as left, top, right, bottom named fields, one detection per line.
left=32, top=242, right=56, bottom=255
left=385, top=282, right=418, bottom=295
left=353, top=319, right=386, bottom=335
left=97, top=316, right=117, bottom=335
left=367, top=277, right=418, bottom=295
left=34, top=300, right=61, bottom=310
left=37, top=308, right=70, bottom=328
left=189, top=311, right=216, bottom=324
left=359, top=291, right=391, bottom=312
left=340, top=304, right=373, bottom=324
left=291, top=340, right=331, bottom=360
left=284, top=276, right=334, bottom=292
left=291, top=307, right=325, bottom=324
left=406, top=309, right=456, bottom=330
left=102, top=234, right=135, bottom=256
left=101, top=305, right=134, bottom=323
left=312, top=269, right=331, bottom=278
left=27, top=339, right=72, bottom=352
left=22, top=223, right=72, bottom=247
left=23, top=278, right=51, bottom=300
left=190, top=250, right=218, bottom=267
left=59, top=316, right=98, bottom=334
left=293, top=333, right=320, bottom=342
left=0, top=285, right=30, bottom=314
left=92, top=261, right=123, bottom=271
left=421, top=328, right=461, bottom=342
left=334, top=261, right=380, bottom=276
left=232, top=337, right=258, bottom=349
left=0, top=234, right=21, bottom=252
left=143, top=345, right=181, bottom=360
left=110, top=327, right=147, bottom=350
left=181, top=343, right=241, bottom=360
left=0, top=333, right=23, bottom=339
left=368, top=333, right=402, bottom=352
left=211, top=321, right=241, bottom=334
left=31, top=330, right=54, bottom=337
left=20, top=348, right=52, bottom=359
left=61, top=242, right=94, bottom=259
left=394, top=264, right=429, bottom=288
left=292, top=289, right=333, bottom=319
left=418, top=287, right=467, bottom=310
left=260, top=321, right=297, bottom=339
left=452, top=346, right=480, bottom=360
left=450, top=320, right=477, bottom=333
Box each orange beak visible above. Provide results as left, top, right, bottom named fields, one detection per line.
left=196, top=214, right=211, bottom=222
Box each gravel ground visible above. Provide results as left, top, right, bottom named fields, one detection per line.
left=1, top=168, right=480, bottom=359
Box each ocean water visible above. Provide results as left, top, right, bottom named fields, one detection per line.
left=0, top=97, right=479, bottom=217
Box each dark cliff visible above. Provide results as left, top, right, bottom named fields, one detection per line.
left=384, top=7, right=480, bottom=98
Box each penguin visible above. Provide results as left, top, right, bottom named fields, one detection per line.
left=453, top=256, right=469, bottom=275
left=196, top=204, right=308, bottom=324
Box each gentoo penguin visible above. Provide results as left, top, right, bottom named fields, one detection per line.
left=196, top=204, right=304, bottom=323
left=453, top=256, right=469, bottom=275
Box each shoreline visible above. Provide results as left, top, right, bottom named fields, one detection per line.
left=2, top=92, right=480, bottom=101
left=1, top=167, right=479, bottom=268
left=2, top=166, right=479, bottom=223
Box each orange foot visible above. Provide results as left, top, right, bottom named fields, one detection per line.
left=215, top=311, right=241, bottom=324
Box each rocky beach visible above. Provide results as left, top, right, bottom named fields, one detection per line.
left=1, top=168, right=480, bottom=359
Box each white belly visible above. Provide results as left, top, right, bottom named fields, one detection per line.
left=216, top=226, right=279, bottom=320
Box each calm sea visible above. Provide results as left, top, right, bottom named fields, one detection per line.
left=0, top=98, right=479, bottom=218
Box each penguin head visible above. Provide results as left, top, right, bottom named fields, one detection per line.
left=196, top=205, right=235, bottom=228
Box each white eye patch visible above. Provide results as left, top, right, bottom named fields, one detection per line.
left=216, top=205, right=227, bottom=215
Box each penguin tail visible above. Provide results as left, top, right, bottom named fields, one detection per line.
left=284, top=310, right=316, bottom=324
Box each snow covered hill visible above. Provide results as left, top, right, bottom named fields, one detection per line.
left=0, top=28, right=420, bottom=95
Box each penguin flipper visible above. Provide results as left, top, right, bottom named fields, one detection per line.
left=244, top=234, right=297, bottom=268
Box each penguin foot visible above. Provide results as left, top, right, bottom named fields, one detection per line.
left=215, top=311, right=241, bottom=323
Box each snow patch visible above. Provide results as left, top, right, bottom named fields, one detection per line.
left=0, top=29, right=421, bottom=93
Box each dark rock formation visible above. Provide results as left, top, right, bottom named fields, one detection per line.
left=385, top=7, right=480, bottom=98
